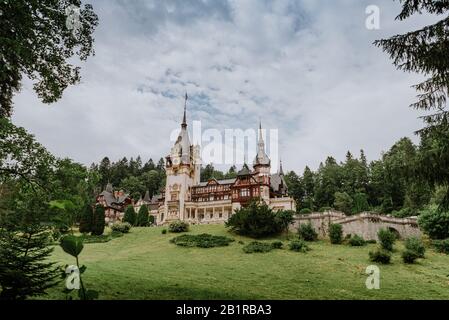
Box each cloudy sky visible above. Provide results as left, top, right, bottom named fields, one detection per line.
left=11, top=0, right=439, bottom=173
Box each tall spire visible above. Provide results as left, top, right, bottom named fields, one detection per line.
left=182, top=92, right=188, bottom=128
left=279, top=159, right=284, bottom=175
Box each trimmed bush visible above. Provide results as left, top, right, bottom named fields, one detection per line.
left=168, top=220, right=189, bottom=233
left=226, top=200, right=282, bottom=238
left=299, top=208, right=312, bottom=214
left=349, top=235, right=366, bottom=247
left=402, top=249, right=419, bottom=264
left=161, top=229, right=167, bottom=234
left=111, top=222, right=132, bottom=234
left=170, top=234, right=234, bottom=248
left=369, top=249, right=391, bottom=264
left=329, top=223, right=343, bottom=244
left=377, top=228, right=396, bottom=251
left=404, top=237, right=425, bottom=258
left=298, top=223, right=318, bottom=241
left=243, top=241, right=273, bottom=254
left=433, top=239, right=449, bottom=254
left=366, top=239, right=377, bottom=244
left=271, top=241, right=283, bottom=249
left=289, top=239, right=310, bottom=253
left=149, top=215, right=155, bottom=225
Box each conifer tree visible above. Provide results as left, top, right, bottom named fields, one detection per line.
left=0, top=226, right=60, bottom=300
left=136, top=205, right=149, bottom=227
left=375, top=0, right=449, bottom=208
left=91, top=205, right=105, bottom=236
left=79, top=204, right=93, bottom=234
left=123, top=205, right=137, bottom=226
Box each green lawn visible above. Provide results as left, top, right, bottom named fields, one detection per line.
left=43, top=224, right=449, bottom=300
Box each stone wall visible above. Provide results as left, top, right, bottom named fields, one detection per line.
left=291, top=211, right=421, bottom=240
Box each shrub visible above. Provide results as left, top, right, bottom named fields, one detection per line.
left=377, top=228, right=396, bottom=251
left=369, top=249, right=391, bottom=264
left=366, top=239, right=377, bottom=244
left=418, top=206, right=449, bottom=240
left=271, top=241, right=283, bottom=249
left=123, top=205, right=137, bottom=226
left=168, top=220, right=189, bottom=233
left=433, top=239, right=449, bottom=254
left=319, top=207, right=333, bottom=212
left=289, top=239, right=310, bottom=253
left=349, top=235, right=366, bottom=247
left=170, top=234, right=234, bottom=248
left=243, top=241, right=273, bottom=254
left=402, top=250, right=419, bottom=264
left=226, top=200, right=282, bottom=238
left=329, top=223, right=343, bottom=244
left=298, top=223, right=318, bottom=241
left=161, top=229, right=167, bottom=234
left=136, top=205, right=149, bottom=227
left=404, top=237, right=425, bottom=258
left=149, top=215, right=155, bottom=225
left=91, top=205, right=105, bottom=236
left=111, top=222, right=132, bottom=234
left=299, top=208, right=312, bottom=214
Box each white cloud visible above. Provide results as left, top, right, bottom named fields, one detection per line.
left=11, top=0, right=441, bottom=172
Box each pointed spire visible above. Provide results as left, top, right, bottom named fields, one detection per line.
left=182, top=92, right=188, bottom=128
left=279, top=159, right=284, bottom=175
left=258, top=118, right=264, bottom=142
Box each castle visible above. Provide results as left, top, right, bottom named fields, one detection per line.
left=99, top=99, right=296, bottom=225
left=149, top=98, right=295, bottom=225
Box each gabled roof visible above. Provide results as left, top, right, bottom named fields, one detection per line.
left=237, top=164, right=252, bottom=176
left=196, top=178, right=236, bottom=187
left=270, top=173, right=288, bottom=194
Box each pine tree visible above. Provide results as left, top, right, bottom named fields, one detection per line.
left=375, top=1, right=449, bottom=208
left=123, top=205, right=137, bottom=226
left=79, top=204, right=93, bottom=234
left=0, top=226, right=59, bottom=300
left=136, top=205, right=149, bottom=227
left=91, top=205, right=105, bottom=236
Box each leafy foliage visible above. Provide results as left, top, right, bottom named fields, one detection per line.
left=225, top=201, right=282, bottom=238
left=242, top=241, right=273, bottom=254
left=375, top=1, right=449, bottom=209
left=369, top=249, right=392, bottom=264
left=377, top=228, right=396, bottom=251
left=298, top=222, right=318, bottom=241
left=433, top=239, right=449, bottom=254
left=334, top=192, right=353, bottom=214
left=289, top=239, right=310, bottom=253
left=136, top=205, right=149, bottom=227
left=123, top=205, right=137, bottom=226
left=418, top=206, right=449, bottom=239
left=0, top=0, right=99, bottom=117
left=348, top=235, right=367, bottom=247
left=404, top=237, right=426, bottom=258
left=90, top=205, right=105, bottom=236
left=329, top=223, right=343, bottom=244
left=170, top=234, right=234, bottom=248
left=402, top=250, right=419, bottom=264
left=111, top=222, right=132, bottom=234
left=168, top=220, right=189, bottom=233
left=79, top=204, right=93, bottom=234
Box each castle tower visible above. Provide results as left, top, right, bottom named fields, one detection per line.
left=253, top=121, right=271, bottom=202
left=163, top=94, right=201, bottom=223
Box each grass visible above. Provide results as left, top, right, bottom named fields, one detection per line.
left=42, top=224, right=449, bottom=300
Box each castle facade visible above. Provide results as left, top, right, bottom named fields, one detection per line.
left=145, top=101, right=296, bottom=225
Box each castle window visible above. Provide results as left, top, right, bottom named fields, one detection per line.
left=219, top=213, right=222, bottom=218
left=210, top=213, right=213, bottom=219
left=240, top=188, right=250, bottom=197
